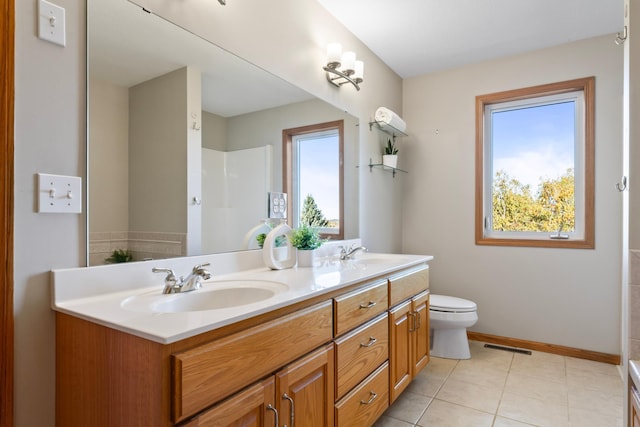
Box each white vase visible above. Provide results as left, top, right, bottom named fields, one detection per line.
left=382, top=154, right=398, bottom=169
left=296, top=249, right=316, bottom=268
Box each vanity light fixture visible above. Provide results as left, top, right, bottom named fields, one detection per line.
left=218, top=0, right=226, bottom=5
left=323, top=43, right=364, bottom=91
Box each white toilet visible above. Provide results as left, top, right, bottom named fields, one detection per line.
left=429, top=294, right=478, bottom=359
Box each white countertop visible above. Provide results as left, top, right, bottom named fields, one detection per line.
left=52, top=251, right=432, bottom=344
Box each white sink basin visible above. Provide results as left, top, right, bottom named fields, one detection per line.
left=121, top=280, right=289, bottom=313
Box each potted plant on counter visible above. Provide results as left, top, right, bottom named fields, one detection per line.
left=289, top=224, right=324, bottom=267
left=382, top=138, right=398, bottom=168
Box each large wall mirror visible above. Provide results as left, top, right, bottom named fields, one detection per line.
left=88, top=0, right=359, bottom=265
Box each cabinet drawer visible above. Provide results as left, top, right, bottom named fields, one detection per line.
left=334, top=280, right=387, bottom=336
left=389, top=265, right=429, bottom=306
left=171, top=301, right=333, bottom=422
left=335, top=362, right=389, bottom=427
left=335, top=313, right=388, bottom=399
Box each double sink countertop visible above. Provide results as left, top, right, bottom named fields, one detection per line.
left=52, top=250, right=433, bottom=344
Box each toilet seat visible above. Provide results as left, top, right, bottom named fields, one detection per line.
left=430, top=294, right=477, bottom=313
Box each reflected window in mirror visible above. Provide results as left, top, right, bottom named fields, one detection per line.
left=283, top=121, right=344, bottom=240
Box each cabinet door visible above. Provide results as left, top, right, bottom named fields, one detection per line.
left=411, top=291, right=430, bottom=376
left=389, top=299, right=412, bottom=403
left=276, top=344, right=335, bottom=427
left=183, top=377, right=277, bottom=427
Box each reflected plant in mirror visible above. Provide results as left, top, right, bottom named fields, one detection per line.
left=87, top=0, right=359, bottom=265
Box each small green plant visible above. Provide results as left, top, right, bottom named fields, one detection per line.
left=105, top=249, right=133, bottom=264
left=289, top=224, right=324, bottom=250
left=384, top=138, right=398, bottom=155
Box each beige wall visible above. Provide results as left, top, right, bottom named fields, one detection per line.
left=402, top=35, right=623, bottom=354
left=13, top=1, right=402, bottom=425
left=89, top=78, right=129, bottom=233
left=202, top=111, right=227, bottom=151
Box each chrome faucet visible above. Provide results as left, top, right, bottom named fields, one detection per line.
left=339, top=244, right=367, bottom=260
left=152, top=263, right=212, bottom=294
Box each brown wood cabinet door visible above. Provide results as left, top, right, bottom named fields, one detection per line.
left=411, top=291, right=430, bottom=376
left=276, top=344, right=335, bottom=427
left=389, top=299, right=412, bottom=404
left=185, top=377, right=277, bottom=427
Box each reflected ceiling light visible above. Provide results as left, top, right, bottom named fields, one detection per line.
left=323, top=43, right=363, bottom=91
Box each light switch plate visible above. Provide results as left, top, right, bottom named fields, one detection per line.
left=37, top=173, right=82, bottom=213
left=268, top=192, right=287, bottom=219
left=38, top=0, right=66, bottom=47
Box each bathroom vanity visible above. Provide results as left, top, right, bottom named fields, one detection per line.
left=52, top=251, right=432, bottom=426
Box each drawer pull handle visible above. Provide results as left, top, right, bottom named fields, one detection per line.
left=360, top=391, right=378, bottom=405
left=266, top=404, right=279, bottom=427
left=360, top=337, right=377, bottom=348
left=359, top=301, right=377, bottom=309
left=282, top=393, right=295, bottom=427
left=408, top=312, right=416, bottom=332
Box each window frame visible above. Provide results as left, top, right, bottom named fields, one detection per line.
left=283, top=120, right=344, bottom=240
left=475, top=77, right=595, bottom=249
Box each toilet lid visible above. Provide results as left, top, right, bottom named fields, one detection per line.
left=430, top=294, right=477, bottom=313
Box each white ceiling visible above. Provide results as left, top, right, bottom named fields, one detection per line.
left=316, top=0, right=625, bottom=78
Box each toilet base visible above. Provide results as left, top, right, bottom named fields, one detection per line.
left=430, top=328, right=471, bottom=359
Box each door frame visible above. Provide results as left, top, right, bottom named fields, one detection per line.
left=1, top=0, right=15, bottom=425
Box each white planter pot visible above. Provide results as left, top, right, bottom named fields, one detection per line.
left=296, top=249, right=316, bottom=268
left=382, top=154, right=398, bottom=169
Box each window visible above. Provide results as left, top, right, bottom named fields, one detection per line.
left=475, top=77, right=595, bottom=248
left=283, top=121, right=344, bottom=239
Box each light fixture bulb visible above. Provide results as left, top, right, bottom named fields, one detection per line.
left=326, top=43, right=342, bottom=69
left=341, top=51, right=356, bottom=75
left=353, top=60, right=364, bottom=83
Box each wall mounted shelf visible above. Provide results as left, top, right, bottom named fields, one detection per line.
left=361, top=159, right=408, bottom=178
left=368, top=120, right=408, bottom=138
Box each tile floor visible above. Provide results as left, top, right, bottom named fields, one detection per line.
left=374, top=341, right=623, bottom=427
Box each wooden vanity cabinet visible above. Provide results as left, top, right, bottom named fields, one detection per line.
left=276, top=344, right=335, bottom=427
left=56, top=263, right=431, bottom=427
left=172, top=301, right=333, bottom=423
left=181, top=377, right=277, bottom=427
left=186, top=344, right=334, bottom=427
left=388, top=267, right=430, bottom=403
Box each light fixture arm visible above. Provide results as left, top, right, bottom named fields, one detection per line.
left=323, top=65, right=361, bottom=91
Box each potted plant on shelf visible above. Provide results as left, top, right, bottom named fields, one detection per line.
left=383, top=138, right=398, bottom=168
left=289, top=224, right=324, bottom=267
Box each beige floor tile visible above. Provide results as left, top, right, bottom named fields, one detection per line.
left=569, top=406, right=623, bottom=427
left=436, top=377, right=503, bottom=413
left=384, top=391, right=431, bottom=424
left=509, top=353, right=567, bottom=384
left=468, top=341, right=516, bottom=365
left=373, top=415, right=415, bottom=427
left=406, top=357, right=457, bottom=398
left=565, top=356, right=620, bottom=376
left=417, top=399, right=494, bottom=427
left=566, top=366, right=623, bottom=393
left=567, top=385, right=624, bottom=418
left=492, top=416, right=537, bottom=427
left=449, top=359, right=510, bottom=389
left=504, top=371, right=568, bottom=405
left=498, top=392, right=569, bottom=427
